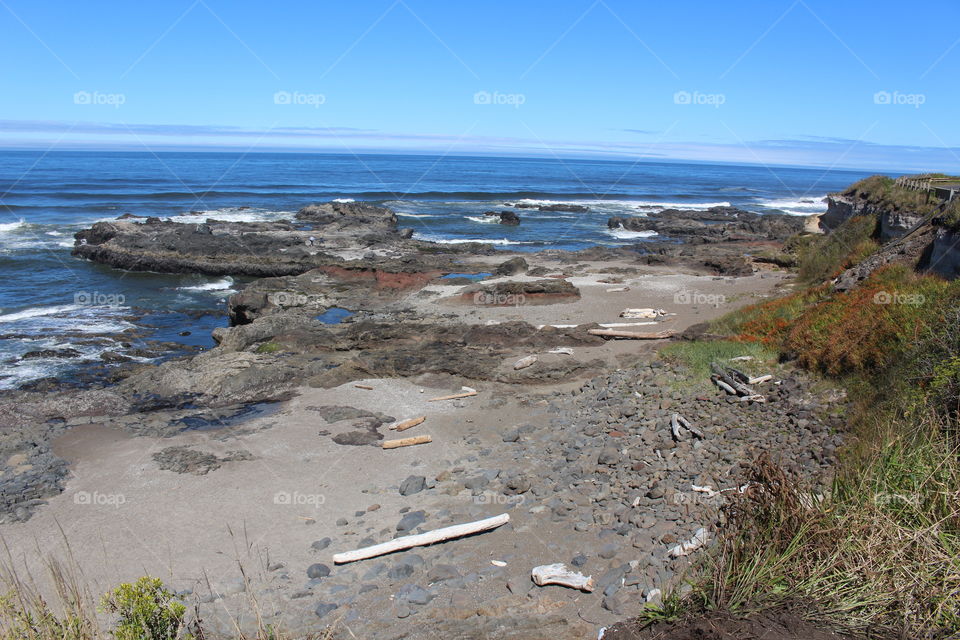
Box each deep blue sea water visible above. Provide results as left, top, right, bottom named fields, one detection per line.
left=0, top=150, right=873, bottom=389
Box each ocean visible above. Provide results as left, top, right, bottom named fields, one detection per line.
left=0, top=150, right=872, bottom=389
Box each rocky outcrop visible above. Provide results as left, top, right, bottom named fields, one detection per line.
left=483, top=211, right=521, bottom=225
left=72, top=202, right=413, bottom=277
left=821, top=194, right=925, bottom=242
left=295, top=201, right=403, bottom=237
left=924, top=226, right=960, bottom=280
left=608, top=206, right=804, bottom=243
left=495, top=256, right=529, bottom=276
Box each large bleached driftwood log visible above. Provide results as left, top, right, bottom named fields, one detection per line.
left=588, top=329, right=675, bottom=340
left=619, top=308, right=665, bottom=319
left=332, top=514, right=510, bottom=564
left=531, top=563, right=594, bottom=592
left=382, top=435, right=432, bottom=449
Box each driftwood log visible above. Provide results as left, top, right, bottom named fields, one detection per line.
left=710, top=362, right=765, bottom=402
left=382, top=435, right=432, bottom=449
left=427, top=390, right=478, bottom=402
left=619, top=308, right=665, bottom=319
left=332, top=514, right=510, bottom=564
left=671, top=413, right=704, bottom=440
left=531, top=563, right=594, bottom=592
left=667, top=527, right=710, bottom=558
left=588, top=329, right=675, bottom=340
left=393, top=416, right=425, bottom=432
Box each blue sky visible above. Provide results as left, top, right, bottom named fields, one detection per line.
left=1, top=0, right=958, bottom=171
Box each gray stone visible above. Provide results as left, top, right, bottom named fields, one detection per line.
left=396, top=510, right=426, bottom=532
left=598, top=447, right=621, bottom=465
left=306, top=563, right=330, bottom=579
left=399, top=475, right=426, bottom=496
left=314, top=603, right=338, bottom=618
left=427, top=564, right=461, bottom=583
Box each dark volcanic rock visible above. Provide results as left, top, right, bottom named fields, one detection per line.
left=539, top=203, right=589, bottom=213
left=483, top=211, right=520, bottom=225
left=72, top=202, right=412, bottom=277
left=399, top=475, right=427, bottom=496
left=495, top=256, right=528, bottom=275
left=608, top=206, right=804, bottom=243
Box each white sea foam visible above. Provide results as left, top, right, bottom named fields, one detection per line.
left=395, top=212, right=437, bottom=218
left=0, top=219, right=26, bottom=233
left=0, top=304, right=134, bottom=334
left=605, top=227, right=659, bottom=240
left=511, top=198, right=731, bottom=212
left=164, top=208, right=294, bottom=224
left=414, top=233, right=533, bottom=246
left=0, top=304, right=87, bottom=323
left=465, top=215, right=499, bottom=224
left=757, top=196, right=828, bottom=216
left=332, top=198, right=356, bottom=203
left=177, top=276, right=235, bottom=292
left=631, top=200, right=731, bottom=211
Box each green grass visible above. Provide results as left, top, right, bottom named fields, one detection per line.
left=659, top=340, right=777, bottom=384
left=666, top=224, right=960, bottom=636
left=797, top=215, right=879, bottom=285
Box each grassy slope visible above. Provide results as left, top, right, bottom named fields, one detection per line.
left=648, top=214, right=960, bottom=637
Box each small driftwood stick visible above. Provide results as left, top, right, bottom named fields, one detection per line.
left=667, top=527, right=710, bottom=558
left=588, top=329, right=675, bottom=340
left=393, top=416, right=426, bottom=432
left=354, top=384, right=374, bottom=390
left=531, top=563, right=594, bottom=592
left=382, top=435, right=432, bottom=449
left=712, top=375, right=737, bottom=395
left=748, top=374, right=773, bottom=385
left=671, top=413, right=704, bottom=440
left=427, top=390, right=478, bottom=402
left=332, top=513, right=510, bottom=564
